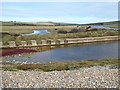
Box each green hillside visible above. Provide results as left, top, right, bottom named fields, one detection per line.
left=1, top=21, right=78, bottom=26
left=80, top=21, right=120, bottom=28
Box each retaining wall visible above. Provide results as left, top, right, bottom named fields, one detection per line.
left=0, top=36, right=119, bottom=48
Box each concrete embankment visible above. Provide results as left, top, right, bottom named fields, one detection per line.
left=66, top=36, right=119, bottom=44
left=1, top=36, right=119, bottom=48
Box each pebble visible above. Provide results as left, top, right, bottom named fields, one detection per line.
left=1, top=66, right=119, bottom=88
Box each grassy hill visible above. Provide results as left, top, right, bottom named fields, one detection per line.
left=1, top=21, right=37, bottom=26
left=103, top=21, right=120, bottom=28
left=1, top=20, right=119, bottom=45
left=0, top=21, right=79, bottom=26
left=80, top=21, right=120, bottom=28
left=1, top=21, right=119, bottom=27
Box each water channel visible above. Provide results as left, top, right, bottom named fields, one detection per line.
left=3, top=41, right=119, bottom=63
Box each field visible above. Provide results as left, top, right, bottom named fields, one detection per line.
left=82, top=21, right=120, bottom=28
left=103, top=21, right=120, bottom=28
left=1, top=20, right=119, bottom=33
left=1, top=25, right=119, bottom=45
left=1, top=25, right=76, bottom=34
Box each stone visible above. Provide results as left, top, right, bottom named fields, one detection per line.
left=8, top=41, right=16, bottom=47
left=47, top=39, right=52, bottom=45
left=2, top=66, right=119, bottom=88
left=56, top=39, right=64, bottom=44
left=64, top=39, right=68, bottom=44
left=31, top=40, right=37, bottom=46
left=47, top=39, right=55, bottom=45
left=21, top=41, right=27, bottom=46
left=55, top=40, right=61, bottom=45
left=41, top=40, right=47, bottom=45
left=0, top=42, right=2, bottom=47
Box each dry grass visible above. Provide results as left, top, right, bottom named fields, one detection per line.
left=2, top=59, right=119, bottom=71
left=2, top=30, right=118, bottom=45
left=1, top=25, right=118, bottom=45
left=1, top=26, right=76, bottom=34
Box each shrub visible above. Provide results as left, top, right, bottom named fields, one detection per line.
left=85, top=28, right=98, bottom=32
left=55, top=28, right=58, bottom=30
left=57, top=30, right=68, bottom=34
left=85, top=26, right=91, bottom=29
left=69, top=28, right=79, bottom=33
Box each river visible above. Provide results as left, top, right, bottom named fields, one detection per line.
left=91, top=25, right=120, bottom=30
left=3, top=41, right=119, bottom=63
left=21, top=30, right=49, bottom=36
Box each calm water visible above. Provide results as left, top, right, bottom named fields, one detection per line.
left=21, top=30, right=49, bottom=36
left=20, top=26, right=119, bottom=36
left=3, top=41, right=119, bottom=63
left=91, top=25, right=120, bottom=30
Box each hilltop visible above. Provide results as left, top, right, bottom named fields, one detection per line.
left=1, top=20, right=119, bottom=27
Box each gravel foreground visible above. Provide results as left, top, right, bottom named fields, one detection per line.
left=1, top=66, right=119, bottom=88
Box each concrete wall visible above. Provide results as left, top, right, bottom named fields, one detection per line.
left=1, top=36, right=119, bottom=48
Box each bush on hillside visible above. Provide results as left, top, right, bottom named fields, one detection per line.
left=57, top=30, right=68, bottom=34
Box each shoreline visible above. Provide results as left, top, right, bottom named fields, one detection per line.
left=1, top=40, right=119, bottom=58
left=1, top=58, right=119, bottom=71
left=1, top=36, right=119, bottom=57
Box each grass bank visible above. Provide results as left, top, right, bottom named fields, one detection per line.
left=1, top=26, right=76, bottom=34
left=1, top=58, right=119, bottom=71
left=1, top=25, right=119, bottom=45
left=2, top=29, right=118, bottom=45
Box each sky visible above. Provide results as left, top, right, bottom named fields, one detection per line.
left=1, top=2, right=118, bottom=24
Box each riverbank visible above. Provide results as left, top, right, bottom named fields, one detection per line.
left=1, top=38, right=119, bottom=58
left=1, top=59, right=119, bottom=71
left=2, top=65, right=119, bottom=88
left=2, top=27, right=119, bottom=45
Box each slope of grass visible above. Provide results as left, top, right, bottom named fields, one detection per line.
left=1, top=58, right=119, bottom=71
left=2, top=29, right=118, bottom=45
left=1, top=26, right=76, bottom=34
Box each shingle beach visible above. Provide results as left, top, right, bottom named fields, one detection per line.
left=1, top=66, right=119, bottom=88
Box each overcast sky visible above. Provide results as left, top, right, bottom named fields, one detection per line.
left=1, top=2, right=118, bottom=24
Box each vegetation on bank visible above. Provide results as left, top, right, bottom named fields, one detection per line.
left=1, top=20, right=119, bottom=45
left=1, top=59, right=119, bottom=71
left=1, top=28, right=118, bottom=45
